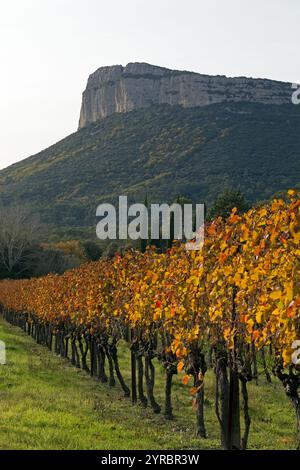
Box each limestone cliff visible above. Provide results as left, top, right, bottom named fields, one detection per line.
left=78, top=62, right=292, bottom=129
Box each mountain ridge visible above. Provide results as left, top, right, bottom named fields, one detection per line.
left=79, top=62, right=292, bottom=128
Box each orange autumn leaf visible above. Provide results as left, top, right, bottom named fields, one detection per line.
left=182, top=375, right=190, bottom=385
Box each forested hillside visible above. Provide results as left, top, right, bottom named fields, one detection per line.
left=0, top=102, right=299, bottom=239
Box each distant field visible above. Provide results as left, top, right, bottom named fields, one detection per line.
left=0, top=317, right=297, bottom=450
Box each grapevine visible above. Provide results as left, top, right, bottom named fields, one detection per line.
left=0, top=191, right=299, bottom=449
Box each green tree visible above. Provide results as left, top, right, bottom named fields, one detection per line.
left=208, top=188, right=249, bottom=220
left=81, top=240, right=102, bottom=261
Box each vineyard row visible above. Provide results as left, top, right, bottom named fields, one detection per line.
left=0, top=191, right=299, bottom=449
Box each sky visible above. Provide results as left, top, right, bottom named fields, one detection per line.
left=0, top=0, right=299, bottom=169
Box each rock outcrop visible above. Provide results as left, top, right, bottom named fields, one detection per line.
left=78, top=62, right=292, bottom=129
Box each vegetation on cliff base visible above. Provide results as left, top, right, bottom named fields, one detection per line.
left=0, top=102, right=299, bottom=239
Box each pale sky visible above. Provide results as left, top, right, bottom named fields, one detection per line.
left=0, top=0, right=299, bottom=169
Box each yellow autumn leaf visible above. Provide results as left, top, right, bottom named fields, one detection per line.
left=270, top=290, right=282, bottom=300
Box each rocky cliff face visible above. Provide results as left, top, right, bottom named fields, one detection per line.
left=78, top=62, right=292, bottom=129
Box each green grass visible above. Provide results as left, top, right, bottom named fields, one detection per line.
left=0, top=316, right=297, bottom=450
